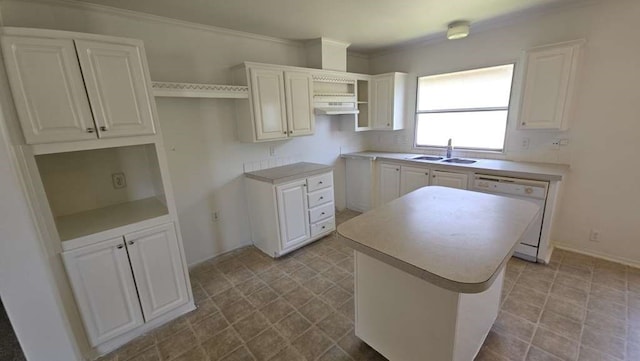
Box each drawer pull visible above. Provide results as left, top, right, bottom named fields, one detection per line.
left=321, top=212, right=325, bottom=215
left=322, top=226, right=326, bottom=229
left=319, top=196, right=324, bottom=200
left=116, top=244, right=124, bottom=249
left=319, top=181, right=323, bottom=184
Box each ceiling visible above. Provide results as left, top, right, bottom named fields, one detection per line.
left=73, top=0, right=576, bottom=52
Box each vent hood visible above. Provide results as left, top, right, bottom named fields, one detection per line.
left=315, top=102, right=359, bottom=115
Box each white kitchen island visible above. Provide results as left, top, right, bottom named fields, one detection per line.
left=337, top=186, right=540, bottom=361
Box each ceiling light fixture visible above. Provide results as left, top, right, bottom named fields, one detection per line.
left=447, top=21, right=470, bottom=40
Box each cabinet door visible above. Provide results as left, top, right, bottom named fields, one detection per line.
left=1, top=36, right=97, bottom=144
left=62, top=237, right=143, bottom=346
left=125, top=223, right=189, bottom=322
left=400, top=166, right=430, bottom=196
left=249, top=67, right=288, bottom=141
left=371, top=75, right=393, bottom=130
left=75, top=40, right=156, bottom=138
left=431, top=170, right=469, bottom=190
left=276, top=180, right=311, bottom=250
left=519, top=44, right=578, bottom=130
left=284, top=71, right=314, bottom=136
left=378, top=163, right=401, bottom=204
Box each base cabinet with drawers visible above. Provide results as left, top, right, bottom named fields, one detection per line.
left=245, top=169, right=336, bottom=257
left=62, top=222, right=189, bottom=347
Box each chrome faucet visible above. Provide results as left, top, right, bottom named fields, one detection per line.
left=446, top=138, right=453, bottom=158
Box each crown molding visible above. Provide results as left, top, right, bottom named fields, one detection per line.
left=3, top=0, right=305, bottom=48
left=368, top=0, right=601, bottom=58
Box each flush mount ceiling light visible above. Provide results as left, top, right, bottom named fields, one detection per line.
left=447, top=21, right=470, bottom=40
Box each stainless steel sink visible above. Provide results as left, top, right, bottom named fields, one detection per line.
left=411, top=155, right=444, bottom=161
left=441, top=158, right=477, bottom=164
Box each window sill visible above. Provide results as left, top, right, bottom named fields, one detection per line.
left=412, top=146, right=507, bottom=160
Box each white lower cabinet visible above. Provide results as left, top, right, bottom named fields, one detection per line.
left=62, top=222, right=188, bottom=346
left=378, top=163, right=401, bottom=205
left=245, top=170, right=335, bottom=257
left=400, top=166, right=430, bottom=196
left=431, top=170, right=469, bottom=190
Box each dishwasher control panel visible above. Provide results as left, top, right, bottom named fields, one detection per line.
left=473, top=175, right=548, bottom=199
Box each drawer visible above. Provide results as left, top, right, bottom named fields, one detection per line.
left=309, top=202, right=335, bottom=224
left=307, top=172, right=333, bottom=193
left=307, top=187, right=334, bottom=208
left=311, top=217, right=335, bottom=237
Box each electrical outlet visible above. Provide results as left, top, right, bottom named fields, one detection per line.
left=589, top=229, right=600, bottom=242
left=521, top=137, right=530, bottom=150
left=112, top=172, right=126, bottom=189
left=551, top=139, right=561, bottom=150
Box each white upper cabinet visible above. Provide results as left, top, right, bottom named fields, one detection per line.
left=249, top=67, right=288, bottom=141
left=371, top=72, right=407, bottom=131
left=62, top=237, right=144, bottom=346
left=1, top=32, right=158, bottom=144
left=519, top=40, right=583, bottom=130
left=234, top=63, right=315, bottom=142
left=125, top=223, right=188, bottom=322
left=431, top=170, right=469, bottom=190
left=1, top=36, right=97, bottom=143
left=75, top=40, right=156, bottom=138
left=284, top=71, right=315, bottom=136
left=400, top=166, right=430, bottom=196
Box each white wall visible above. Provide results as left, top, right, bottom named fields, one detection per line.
left=0, top=0, right=368, bottom=265
left=367, top=0, right=640, bottom=265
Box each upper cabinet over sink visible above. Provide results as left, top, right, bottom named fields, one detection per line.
left=233, top=62, right=315, bottom=142
left=371, top=72, right=407, bottom=131
left=1, top=31, right=157, bottom=144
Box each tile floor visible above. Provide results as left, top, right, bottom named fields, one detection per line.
left=0, top=299, right=26, bottom=361
left=100, top=210, right=640, bottom=361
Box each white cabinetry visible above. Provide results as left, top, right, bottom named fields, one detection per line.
left=63, top=222, right=188, bottom=346
left=378, top=163, right=400, bottom=205
left=233, top=63, right=315, bottom=142
left=400, top=166, right=430, bottom=196
left=245, top=170, right=335, bottom=257
left=345, top=157, right=375, bottom=212
left=371, top=72, right=407, bottom=130
left=519, top=40, right=583, bottom=130
left=1, top=34, right=156, bottom=144
left=431, top=170, right=469, bottom=190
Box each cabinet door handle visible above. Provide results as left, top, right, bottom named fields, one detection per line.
left=116, top=244, right=124, bottom=249
left=86, top=128, right=95, bottom=133
left=100, top=126, right=108, bottom=131
left=321, top=212, right=325, bottom=215
left=319, top=181, right=323, bottom=184
left=127, top=240, right=135, bottom=246
left=283, top=131, right=287, bottom=134
left=289, top=130, right=293, bottom=134
left=321, top=226, right=326, bottom=229
left=425, top=173, right=429, bottom=175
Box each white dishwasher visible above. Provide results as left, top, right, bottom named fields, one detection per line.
left=472, top=174, right=549, bottom=262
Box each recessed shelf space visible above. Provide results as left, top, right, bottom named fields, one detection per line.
left=35, top=144, right=169, bottom=242
left=355, top=79, right=372, bottom=131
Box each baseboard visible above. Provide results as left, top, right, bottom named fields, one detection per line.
left=553, top=243, right=640, bottom=269
left=187, top=241, right=254, bottom=268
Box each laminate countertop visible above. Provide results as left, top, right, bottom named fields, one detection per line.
left=244, top=162, right=333, bottom=184
left=337, top=186, right=540, bottom=293
left=341, top=151, right=569, bottom=181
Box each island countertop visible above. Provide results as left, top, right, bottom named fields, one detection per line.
left=337, top=186, right=540, bottom=293
left=244, top=162, right=333, bottom=184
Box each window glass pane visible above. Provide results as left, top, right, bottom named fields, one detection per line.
left=415, top=111, right=508, bottom=150
left=417, top=64, right=514, bottom=111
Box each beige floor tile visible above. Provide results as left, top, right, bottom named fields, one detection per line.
left=550, top=283, right=588, bottom=308
left=282, top=286, right=314, bottom=308
left=483, top=329, right=529, bottom=360
left=587, top=298, right=626, bottom=321
left=581, top=325, right=625, bottom=360
left=290, top=267, right=317, bottom=283
left=268, top=276, right=298, bottom=295
left=236, top=277, right=267, bottom=296
left=502, top=297, right=543, bottom=323
left=201, top=274, right=233, bottom=297
left=526, top=346, right=563, bottom=361
left=531, top=327, right=579, bottom=361
left=335, top=258, right=354, bottom=273
left=154, top=317, right=190, bottom=342
left=317, top=312, right=353, bottom=342
left=589, top=283, right=626, bottom=306
left=227, top=267, right=255, bottom=286
left=219, top=346, right=254, bottom=361
left=220, top=298, right=256, bottom=323
left=186, top=298, right=220, bottom=325
left=337, top=329, right=385, bottom=360
left=493, top=311, right=536, bottom=341
left=510, top=284, right=549, bottom=308
left=539, top=310, right=583, bottom=341
left=318, top=345, right=352, bottom=361
left=246, top=287, right=278, bottom=308
left=291, top=327, right=333, bottom=360
left=233, top=311, right=270, bottom=342
left=584, top=310, right=626, bottom=339
left=245, top=328, right=286, bottom=361
left=201, top=327, right=243, bottom=360
left=117, top=333, right=156, bottom=361
left=171, top=346, right=208, bottom=361
left=275, top=312, right=311, bottom=340
left=322, top=286, right=352, bottom=309
left=193, top=312, right=229, bottom=342
left=337, top=298, right=355, bottom=321
left=558, top=264, right=592, bottom=282
left=307, top=258, right=333, bottom=273
left=321, top=267, right=350, bottom=283
left=259, top=298, right=294, bottom=324
left=577, top=346, right=623, bottom=361
left=257, top=267, right=287, bottom=284
left=554, top=273, right=591, bottom=293
left=336, top=275, right=354, bottom=294
left=267, top=346, right=306, bottom=361
left=305, top=275, right=335, bottom=295
left=544, top=295, right=586, bottom=323
left=324, top=250, right=349, bottom=265
left=298, top=297, right=331, bottom=323
left=474, top=346, right=510, bottom=361
left=127, top=346, right=160, bottom=361
left=157, top=327, right=197, bottom=361
left=212, top=288, right=245, bottom=309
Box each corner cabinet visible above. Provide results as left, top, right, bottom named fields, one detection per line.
left=63, top=223, right=189, bottom=347
left=519, top=40, right=583, bottom=130
left=371, top=72, right=407, bottom=130
left=1, top=34, right=156, bottom=144
left=233, top=63, right=315, bottom=142
left=245, top=169, right=335, bottom=257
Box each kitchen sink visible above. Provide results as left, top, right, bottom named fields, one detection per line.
left=441, top=158, right=477, bottom=164
left=411, top=155, right=444, bottom=161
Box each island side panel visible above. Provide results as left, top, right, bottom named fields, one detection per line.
left=452, top=267, right=504, bottom=361
left=354, top=251, right=459, bottom=361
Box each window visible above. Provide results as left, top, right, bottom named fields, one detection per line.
left=415, top=64, right=515, bottom=152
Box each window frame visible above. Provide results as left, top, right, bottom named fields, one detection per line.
left=412, top=62, right=518, bottom=153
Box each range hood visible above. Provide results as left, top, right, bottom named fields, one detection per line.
left=315, top=102, right=359, bottom=115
